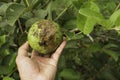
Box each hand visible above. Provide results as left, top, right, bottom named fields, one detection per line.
left=16, top=40, right=66, bottom=80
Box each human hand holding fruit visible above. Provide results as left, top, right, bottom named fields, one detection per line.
left=16, top=20, right=66, bottom=80
left=16, top=40, right=66, bottom=80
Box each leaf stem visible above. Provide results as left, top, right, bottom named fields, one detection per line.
left=87, top=34, right=94, bottom=42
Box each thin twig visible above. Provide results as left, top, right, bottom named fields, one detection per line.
left=54, top=4, right=72, bottom=21
left=26, top=0, right=30, bottom=7
left=114, top=2, right=120, bottom=12
left=18, top=19, right=24, bottom=33
left=41, top=0, right=51, bottom=9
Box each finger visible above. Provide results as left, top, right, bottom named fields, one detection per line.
left=18, top=41, right=29, bottom=57
left=51, top=39, right=67, bottom=62
left=31, top=50, right=39, bottom=58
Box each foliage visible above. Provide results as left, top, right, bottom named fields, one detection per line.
left=0, top=0, right=120, bottom=80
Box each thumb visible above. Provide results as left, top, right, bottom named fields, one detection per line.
left=51, top=39, right=66, bottom=62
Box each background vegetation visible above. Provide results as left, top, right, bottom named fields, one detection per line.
left=0, top=0, right=120, bottom=80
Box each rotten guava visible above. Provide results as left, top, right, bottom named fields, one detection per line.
left=28, top=20, right=62, bottom=54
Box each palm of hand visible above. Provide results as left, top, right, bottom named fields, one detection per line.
left=16, top=40, right=66, bottom=80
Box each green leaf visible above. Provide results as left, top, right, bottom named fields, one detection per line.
left=15, top=0, right=21, bottom=3
left=59, top=68, right=82, bottom=80
left=65, top=40, right=78, bottom=48
left=0, top=66, right=10, bottom=74
left=32, top=0, right=43, bottom=9
left=103, top=49, right=119, bottom=61
left=63, top=19, right=77, bottom=30
left=77, top=8, right=105, bottom=34
left=25, top=18, right=39, bottom=28
left=0, top=22, right=16, bottom=34
left=79, top=8, right=104, bottom=21
left=98, top=19, right=113, bottom=28
left=78, top=1, right=114, bottom=29
left=65, top=31, right=83, bottom=40
left=6, top=3, right=25, bottom=26
left=82, top=1, right=100, bottom=13
left=23, top=0, right=31, bottom=7
left=65, top=32, right=75, bottom=40
left=0, top=16, right=2, bottom=22
left=99, top=68, right=117, bottom=80
left=33, top=9, right=48, bottom=19
left=88, top=43, right=102, bottom=53
left=115, top=15, right=120, bottom=26
left=103, top=43, right=118, bottom=49
left=83, top=17, right=96, bottom=34
left=77, top=14, right=96, bottom=34
left=3, top=76, right=14, bottom=80
left=52, top=0, right=73, bottom=15
left=0, top=3, right=11, bottom=16
left=89, top=2, right=100, bottom=12
left=72, top=0, right=86, bottom=9
left=0, top=35, right=6, bottom=47
left=0, top=0, right=12, bottom=3
left=9, top=54, right=17, bottom=67
left=77, top=14, right=86, bottom=32
left=0, top=54, right=16, bottom=75
left=109, top=9, right=120, bottom=27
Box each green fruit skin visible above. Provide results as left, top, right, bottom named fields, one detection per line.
left=28, top=20, right=62, bottom=54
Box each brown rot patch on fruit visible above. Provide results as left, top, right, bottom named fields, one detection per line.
left=38, top=23, right=41, bottom=28
left=37, top=20, right=56, bottom=45
left=39, top=41, right=47, bottom=46
left=33, top=31, right=39, bottom=37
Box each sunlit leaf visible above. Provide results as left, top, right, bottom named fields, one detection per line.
left=77, top=14, right=86, bottom=32
left=79, top=8, right=104, bottom=21
left=83, top=17, right=96, bottom=34
left=115, top=15, right=120, bottom=26
left=82, top=1, right=100, bottom=12
left=109, top=9, right=120, bottom=27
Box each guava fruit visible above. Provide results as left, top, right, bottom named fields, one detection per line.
left=28, top=20, right=62, bottom=54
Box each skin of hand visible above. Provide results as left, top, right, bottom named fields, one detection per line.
left=16, top=40, right=66, bottom=80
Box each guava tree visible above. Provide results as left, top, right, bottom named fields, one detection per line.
left=0, top=0, right=120, bottom=80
